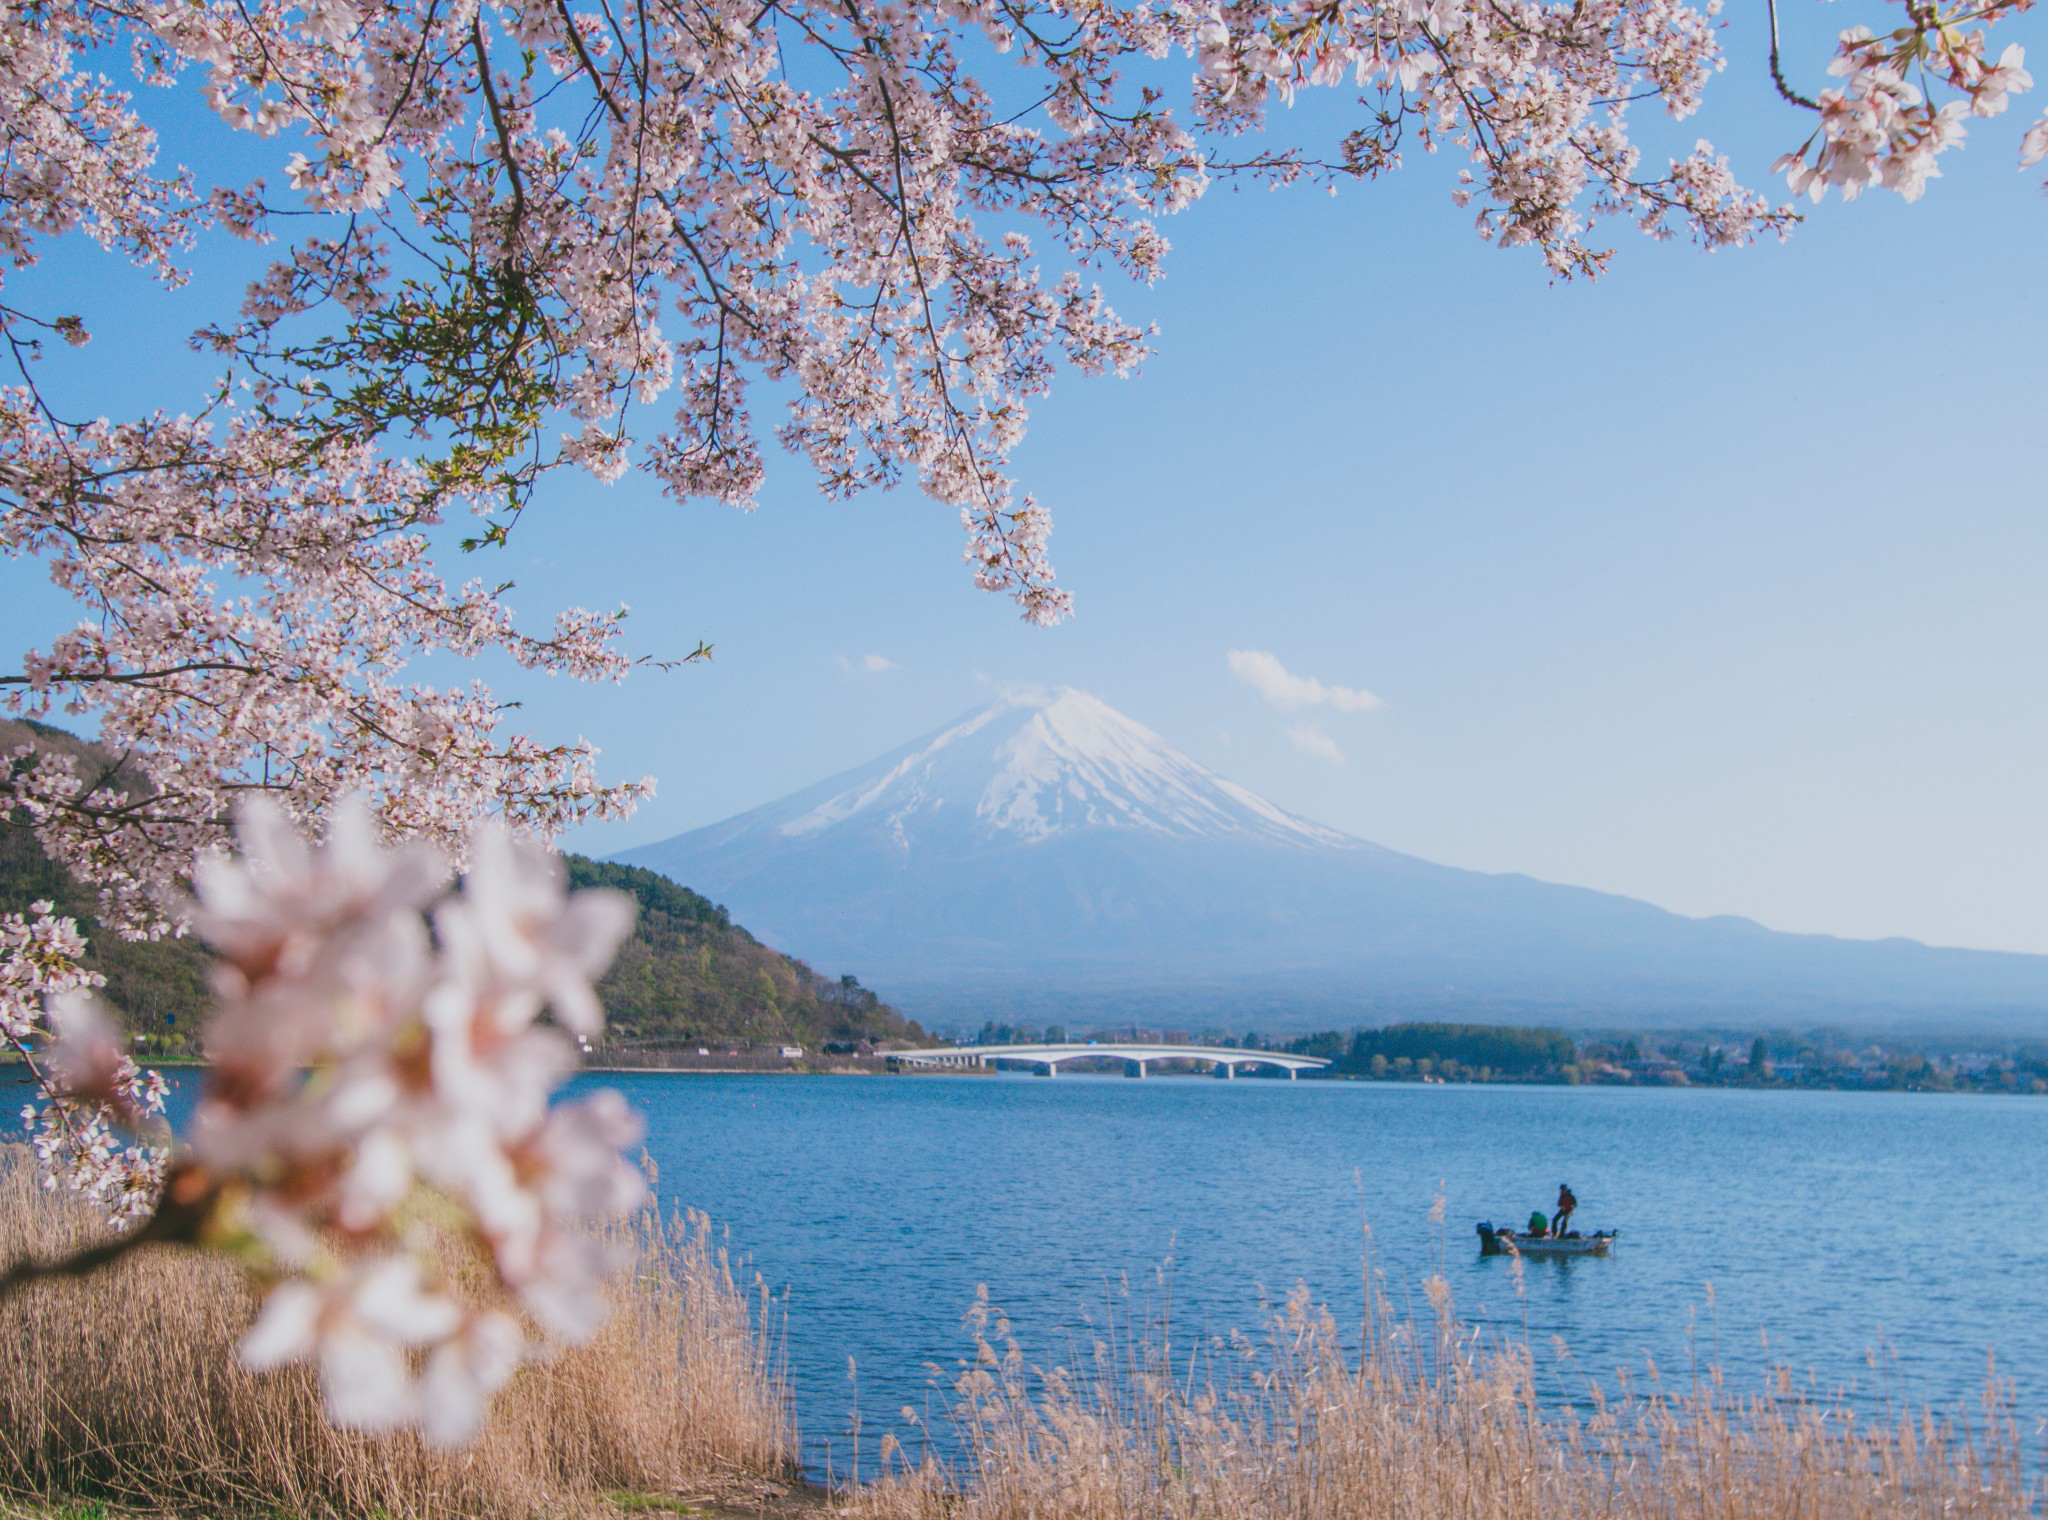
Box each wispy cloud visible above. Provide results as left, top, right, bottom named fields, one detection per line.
left=1226, top=650, right=1382, bottom=713
left=1287, top=724, right=1345, bottom=764
left=835, top=653, right=897, bottom=674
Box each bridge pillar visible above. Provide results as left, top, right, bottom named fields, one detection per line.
left=1288, top=1067, right=1297, bottom=1080
left=1044, top=1061, right=1058, bottom=1078
left=1129, top=1059, right=1147, bottom=1079
left=1223, top=1061, right=1234, bottom=1079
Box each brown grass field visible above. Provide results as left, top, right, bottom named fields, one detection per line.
left=0, top=1150, right=793, bottom=1519
left=0, top=1148, right=2038, bottom=1520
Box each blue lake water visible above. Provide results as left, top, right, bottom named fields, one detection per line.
left=599, top=1072, right=2048, bottom=1472
left=157, top=1070, right=2048, bottom=1472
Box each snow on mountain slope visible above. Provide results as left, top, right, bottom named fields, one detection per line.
left=771, top=687, right=1351, bottom=851
left=617, top=690, right=2048, bottom=1033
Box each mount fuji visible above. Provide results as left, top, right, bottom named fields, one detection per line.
left=617, top=689, right=2048, bottom=1033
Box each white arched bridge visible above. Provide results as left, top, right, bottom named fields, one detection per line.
left=887, top=1042, right=1330, bottom=1079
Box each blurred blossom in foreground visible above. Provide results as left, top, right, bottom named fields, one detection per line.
left=19, top=800, right=642, bottom=1446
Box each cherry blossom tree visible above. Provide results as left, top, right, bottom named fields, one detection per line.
left=2, top=0, right=2040, bottom=1445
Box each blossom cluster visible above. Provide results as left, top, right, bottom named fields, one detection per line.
left=31, top=802, right=645, bottom=1445
left=0, top=900, right=97, bottom=1045
left=1, top=405, right=654, bottom=942
left=4, top=0, right=1196, bottom=648
left=1, top=901, right=167, bottom=1226
left=1775, top=13, right=2038, bottom=202
left=1191, top=0, right=1795, bottom=276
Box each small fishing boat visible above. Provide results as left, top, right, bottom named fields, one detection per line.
left=1476, top=1222, right=1617, bottom=1257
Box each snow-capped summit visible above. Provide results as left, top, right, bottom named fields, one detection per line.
left=776, top=687, right=1350, bottom=851
left=618, top=691, right=2048, bottom=1033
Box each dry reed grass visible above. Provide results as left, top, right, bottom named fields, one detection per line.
left=0, top=1148, right=793, bottom=1520
left=848, top=1266, right=2042, bottom=1520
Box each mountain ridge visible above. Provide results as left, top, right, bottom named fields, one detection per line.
left=618, top=689, right=2048, bottom=1035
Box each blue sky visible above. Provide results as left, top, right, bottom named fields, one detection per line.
left=8, top=10, right=2048, bottom=954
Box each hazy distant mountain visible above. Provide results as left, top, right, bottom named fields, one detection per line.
left=618, top=689, right=2048, bottom=1034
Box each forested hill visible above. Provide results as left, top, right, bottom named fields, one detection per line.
left=563, top=857, right=926, bottom=1052
left=0, top=719, right=921, bottom=1055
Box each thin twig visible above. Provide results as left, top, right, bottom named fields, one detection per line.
left=1767, top=0, right=1822, bottom=110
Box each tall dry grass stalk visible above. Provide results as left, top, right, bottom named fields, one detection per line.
left=0, top=1148, right=793, bottom=1519
left=850, top=1268, right=2041, bottom=1520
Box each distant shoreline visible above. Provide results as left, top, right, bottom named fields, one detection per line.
left=586, top=1065, right=871, bottom=1076
left=575, top=1064, right=2041, bottom=1096
left=8, top=1057, right=2036, bottom=1098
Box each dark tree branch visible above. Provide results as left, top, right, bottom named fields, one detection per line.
left=1768, top=0, right=1822, bottom=111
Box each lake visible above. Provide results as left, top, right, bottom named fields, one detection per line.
left=155, top=1069, right=2048, bottom=1473
left=597, top=1071, right=2048, bottom=1473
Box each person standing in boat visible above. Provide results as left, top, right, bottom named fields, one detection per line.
left=1553, top=1183, right=1578, bottom=1236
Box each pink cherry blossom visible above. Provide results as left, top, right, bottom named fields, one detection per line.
left=432, top=827, right=636, bottom=1040
left=419, top=1311, right=526, bottom=1446
left=0, top=901, right=100, bottom=1046
left=7, top=802, right=646, bottom=1444
left=3, top=906, right=168, bottom=1226
left=240, top=1258, right=465, bottom=1433
left=1772, top=11, right=2040, bottom=200
left=2021, top=111, right=2048, bottom=164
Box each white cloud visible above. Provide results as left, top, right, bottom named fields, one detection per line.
left=1226, top=650, right=1382, bottom=713
left=1287, top=724, right=1346, bottom=764
left=835, top=653, right=897, bottom=674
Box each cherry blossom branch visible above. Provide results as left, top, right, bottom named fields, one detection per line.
left=471, top=15, right=530, bottom=241
left=0, top=1229, right=158, bottom=1302
left=0, top=1162, right=214, bottom=1305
